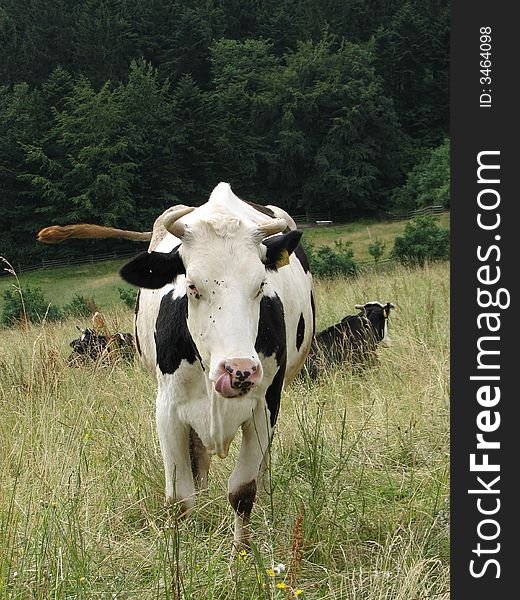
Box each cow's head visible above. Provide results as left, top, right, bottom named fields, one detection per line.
left=354, top=301, right=395, bottom=347
left=120, top=206, right=302, bottom=398
left=69, top=327, right=107, bottom=355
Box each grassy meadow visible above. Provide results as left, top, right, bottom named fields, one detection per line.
left=303, top=213, right=450, bottom=262
left=0, top=261, right=450, bottom=599
left=0, top=258, right=134, bottom=313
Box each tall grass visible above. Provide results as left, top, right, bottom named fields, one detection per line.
left=0, top=263, right=449, bottom=599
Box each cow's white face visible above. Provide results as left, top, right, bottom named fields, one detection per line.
left=180, top=228, right=268, bottom=396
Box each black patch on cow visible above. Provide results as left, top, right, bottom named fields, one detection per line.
left=189, top=427, right=210, bottom=488
left=228, top=480, right=257, bottom=517
left=119, top=245, right=185, bottom=289
left=134, top=290, right=142, bottom=355
left=294, top=244, right=310, bottom=273
left=262, top=230, right=303, bottom=271
left=265, top=359, right=286, bottom=427
left=155, top=292, right=200, bottom=374
left=310, top=291, right=316, bottom=338
left=255, top=295, right=285, bottom=361
left=244, top=200, right=276, bottom=218
left=296, top=313, right=305, bottom=351
left=255, top=294, right=286, bottom=426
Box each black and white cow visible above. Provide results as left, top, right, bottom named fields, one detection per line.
left=68, top=327, right=109, bottom=365
left=68, top=326, right=135, bottom=366
left=39, top=182, right=314, bottom=547
left=305, top=301, right=395, bottom=378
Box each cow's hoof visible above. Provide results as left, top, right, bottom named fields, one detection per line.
left=231, top=538, right=251, bottom=560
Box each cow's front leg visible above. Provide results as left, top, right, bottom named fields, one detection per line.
left=156, top=389, right=196, bottom=515
left=228, top=402, right=272, bottom=548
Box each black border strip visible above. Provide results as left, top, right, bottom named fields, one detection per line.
left=451, top=2, right=517, bottom=596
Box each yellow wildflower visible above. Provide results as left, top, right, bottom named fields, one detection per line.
left=276, top=582, right=287, bottom=589
left=266, top=568, right=276, bottom=577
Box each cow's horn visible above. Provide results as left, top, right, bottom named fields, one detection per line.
left=163, top=206, right=195, bottom=239
left=255, top=218, right=287, bottom=239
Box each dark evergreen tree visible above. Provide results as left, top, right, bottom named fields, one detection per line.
left=208, top=38, right=281, bottom=199
left=0, top=0, right=77, bottom=86
left=375, top=0, right=449, bottom=157
left=0, top=83, right=48, bottom=264
left=392, top=137, right=450, bottom=209
left=72, top=0, right=136, bottom=88
left=275, top=36, right=402, bottom=213
left=22, top=77, right=137, bottom=227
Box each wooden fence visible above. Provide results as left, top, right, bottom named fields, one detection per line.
left=292, top=204, right=446, bottom=226
left=4, top=249, right=138, bottom=275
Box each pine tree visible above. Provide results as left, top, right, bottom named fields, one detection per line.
left=276, top=35, right=402, bottom=212
left=72, top=0, right=136, bottom=88
left=0, top=83, right=48, bottom=264
left=0, top=0, right=77, bottom=86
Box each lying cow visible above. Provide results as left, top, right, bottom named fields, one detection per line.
left=68, top=326, right=135, bottom=366
left=304, top=301, right=395, bottom=378
left=38, top=182, right=314, bottom=548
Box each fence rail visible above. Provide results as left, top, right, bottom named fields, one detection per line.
left=385, top=204, right=445, bottom=221
left=2, top=249, right=139, bottom=276
left=292, top=204, right=446, bottom=225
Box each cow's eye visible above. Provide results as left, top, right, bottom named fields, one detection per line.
left=188, top=283, right=201, bottom=300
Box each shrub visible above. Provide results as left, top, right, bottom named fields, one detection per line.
left=304, top=240, right=358, bottom=277
left=391, top=216, right=450, bottom=266
left=1, top=286, right=62, bottom=326
left=118, top=287, right=138, bottom=309
left=62, top=294, right=97, bottom=318
left=368, top=238, right=386, bottom=264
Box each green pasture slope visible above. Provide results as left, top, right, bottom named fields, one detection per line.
left=304, top=213, right=450, bottom=260
left=0, top=257, right=132, bottom=314
left=0, top=213, right=450, bottom=315
left=0, top=261, right=450, bottom=598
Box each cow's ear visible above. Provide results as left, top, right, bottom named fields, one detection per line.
left=119, top=247, right=185, bottom=288
left=262, top=230, right=303, bottom=270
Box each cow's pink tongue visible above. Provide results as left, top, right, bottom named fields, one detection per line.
left=214, top=372, right=237, bottom=397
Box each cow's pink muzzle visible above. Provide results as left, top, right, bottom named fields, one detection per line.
left=214, top=359, right=263, bottom=398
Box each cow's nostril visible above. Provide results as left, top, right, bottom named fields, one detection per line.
left=225, top=365, right=234, bottom=374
